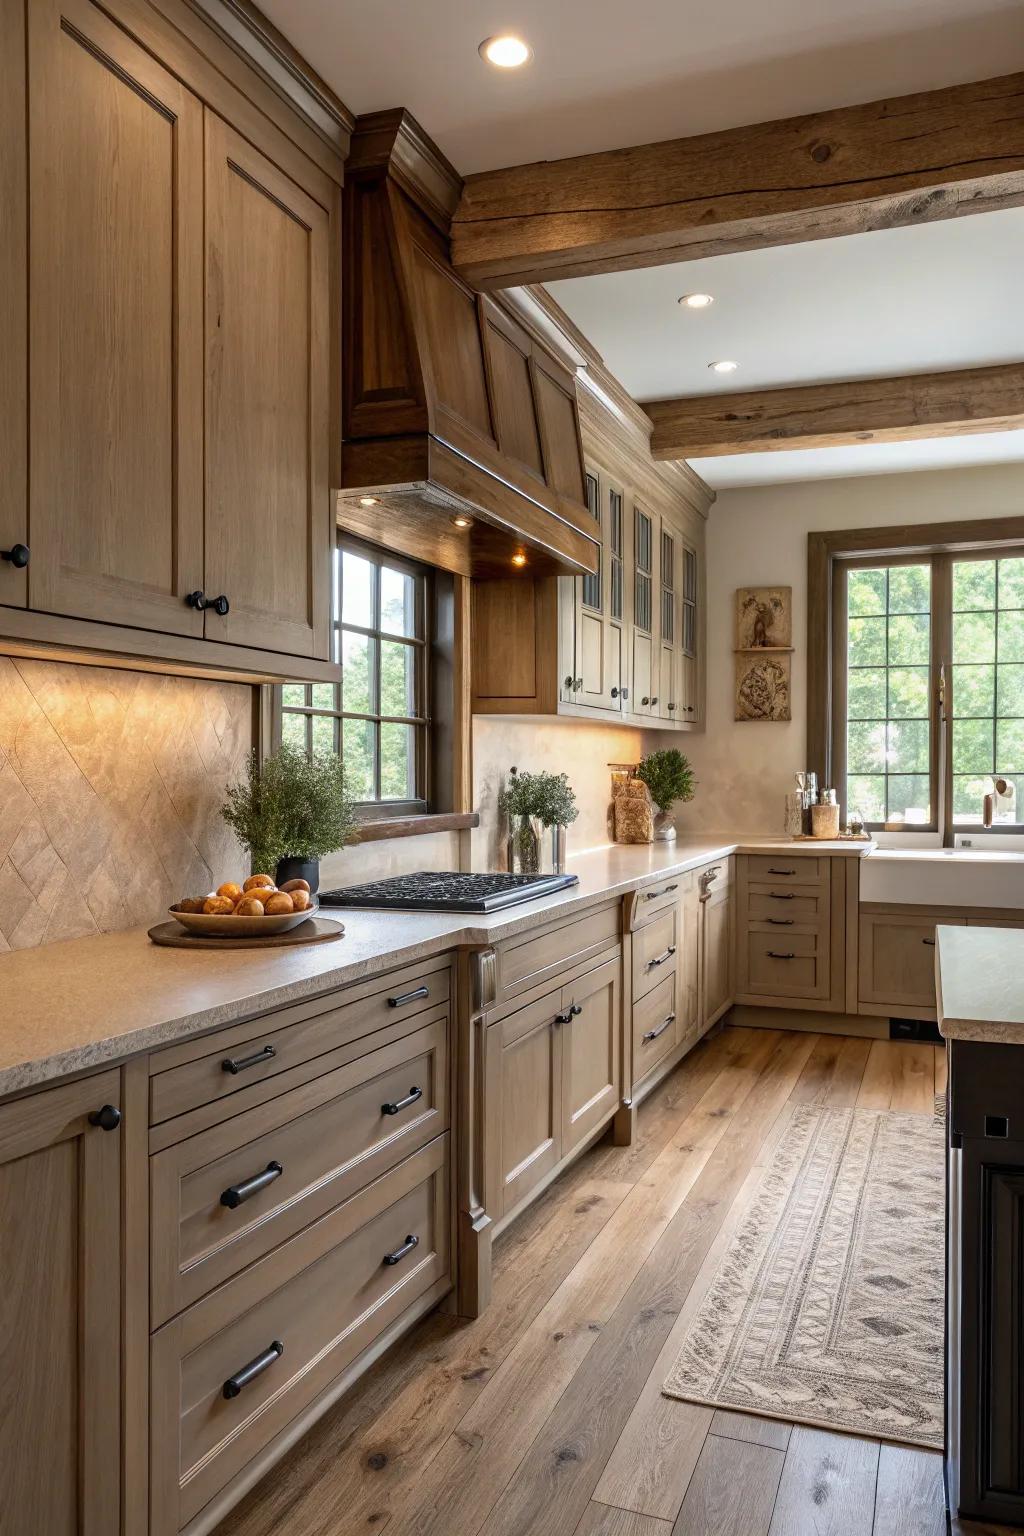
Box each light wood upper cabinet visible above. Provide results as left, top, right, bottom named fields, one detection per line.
left=0, top=0, right=27, bottom=612
left=0, top=1071, right=122, bottom=1536
left=203, top=113, right=331, bottom=658
left=28, top=0, right=205, bottom=636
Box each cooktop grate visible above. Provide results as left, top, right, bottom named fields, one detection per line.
left=318, top=870, right=579, bottom=913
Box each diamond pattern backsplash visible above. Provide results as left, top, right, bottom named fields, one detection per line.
left=0, top=657, right=251, bottom=949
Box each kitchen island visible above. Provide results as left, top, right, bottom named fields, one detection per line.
left=938, top=925, right=1024, bottom=1529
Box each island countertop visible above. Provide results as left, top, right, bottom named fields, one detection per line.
left=937, top=924, right=1024, bottom=1045
left=1, top=834, right=873, bottom=1097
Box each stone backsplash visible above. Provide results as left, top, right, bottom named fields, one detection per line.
left=0, top=658, right=251, bottom=948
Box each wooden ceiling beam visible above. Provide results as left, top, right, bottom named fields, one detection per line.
left=451, top=74, right=1024, bottom=288
left=644, top=363, right=1024, bottom=458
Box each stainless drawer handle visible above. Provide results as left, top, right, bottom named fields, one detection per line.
left=766, top=917, right=794, bottom=926
left=767, top=866, right=796, bottom=875
left=767, top=951, right=796, bottom=960
left=383, top=1233, right=419, bottom=1267
left=387, top=985, right=429, bottom=1008
left=222, top=1044, right=276, bottom=1075
left=642, top=1012, right=675, bottom=1044
left=648, top=945, right=677, bottom=969
left=221, top=1161, right=283, bottom=1210
left=382, top=1086, right=423, bottom=1116
left=643, top=883, right=679, bottom=901
left=223, top=1340, right=283, bottom=1399
left=922, top=937, right=936, bottom=946
left=768, top=892, right=796, bottom=901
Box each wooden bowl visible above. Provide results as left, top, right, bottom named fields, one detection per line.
left=169, top=901, right=319, bottom=938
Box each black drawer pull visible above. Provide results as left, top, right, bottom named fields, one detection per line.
left=383, top=1233, right=419, bottom=1267
left=768, top=891, right=796, bottom=901
left=387, top=985, right=429, bottom=1008
left=382, top=1086, right=423, bottom=1116
left=766, top=917, right=794, bottom=926
left=1, top=543, right=29, bottom=568
left=643, top=883, right=679, bottom=901
left=223, top=1341, right=283, bottom=1399
left=88, top=1104, right=121, bottom=1132
left=642, top=1012, right=676, bottom=1044
left=767, top=866, right=796, bottom=875
left=648, top=945, right=677, bottom=969
left=767, top=950, right=796, bottom=960
left=922, top=937, right=936, bottom=946
left=221, top=1161, right=283, bottom=1209
left=222, top=1044, right=276, bottom=1075
left=186, top=589, right=230, bottom=616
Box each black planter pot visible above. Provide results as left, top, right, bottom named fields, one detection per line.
left=274, top=856, right=320, bottom=894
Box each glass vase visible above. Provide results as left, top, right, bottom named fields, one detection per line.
left=507, top=814, right=541, bottom=875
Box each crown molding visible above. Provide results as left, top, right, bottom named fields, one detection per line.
left=346, top=108, right=463, bottom=232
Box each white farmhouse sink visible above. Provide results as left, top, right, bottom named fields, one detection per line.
left=861, top=847, right=1024, bottom=909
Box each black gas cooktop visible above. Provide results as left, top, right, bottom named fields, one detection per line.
left=318, top=870, right=579, bottom=913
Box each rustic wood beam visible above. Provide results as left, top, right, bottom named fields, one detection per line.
left=644, top=363, right=1024, bottom=458
left=452, top=74, right=1024, bottom=288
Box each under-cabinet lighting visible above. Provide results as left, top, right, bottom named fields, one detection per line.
left=708, top=360, right=739, bottom=374
left=359, top=496, right=379, bottom=507
left=511, top=550, right=528, bottom=567
left=451, top=515, right=474, bottom=529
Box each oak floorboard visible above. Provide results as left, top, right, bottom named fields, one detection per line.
left=767, top=1427, right=879, bottom=1536
left=574, top=1504, right=674, bottom=1536
left=672, top=1433, right=784, bottom=1536
left=935, top=1043, right=948, bottom=1098
left=378, top=1031, right=788, bottom=1536
left=790, top=1035, right=846, bottom=1103
left=889, top=1041, right=937, bottom=1115
left=855, top=1041, right=900, bottom=1111
left=471, top=1032, right=819, bottom=1536
left=872, top=1445, right=946, bottom=1535
left=825, top=1037, right=874, bottom=1107
left=710, top=1410, right=792, bottom=1451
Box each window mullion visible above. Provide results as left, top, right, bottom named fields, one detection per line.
left=932, top=554, right=953, bottom=844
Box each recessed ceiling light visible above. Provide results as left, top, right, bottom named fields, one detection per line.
left=511, top=550, right=528, bottom=567
left=451, top=514, right=473, bottom=529
left=708, top=360, right=739, bottom=374
left=678, top=293, right=714, bottom=309
left=358, top=496, right=378, bottom=507
left=478, top=34, right=533, bottom=68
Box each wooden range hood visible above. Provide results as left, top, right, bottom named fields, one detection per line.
left=339, top=111, right=598, bottom=579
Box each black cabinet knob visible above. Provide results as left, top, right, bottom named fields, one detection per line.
left=610, top=687, right=619, bottom=698
left=1, top=544, right=29, bottom=568
left=564, top=675, right=574, bottom=690
left=651, top=696, right=659, bottom=706
left=186, top=590, right=230, bottom=616
left=88, top=1104, right=122, bottom=1132
left=641, top=696, right=650, bottom=707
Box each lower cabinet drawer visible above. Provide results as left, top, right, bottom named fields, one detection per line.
left=632, top=907, right=679, bottom=1003
left=745, top=854, right=825, bottom=886
left=745, top=887, right=825, bottom=925
left=632, top=971, right=679, bottom=1081
left=150, top=1135, right=450, bottom=1536
left=150, top=1012, right=448, bottom=1323
left=744, top=928, right=827, bottom=999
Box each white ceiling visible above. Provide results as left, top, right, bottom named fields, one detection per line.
left=260, top=0, right=1024, bottom=173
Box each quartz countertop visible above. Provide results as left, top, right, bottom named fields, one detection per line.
left=937, top=925, right=1024, bottom=1045
left=1, top=833, right=873, bottom=1097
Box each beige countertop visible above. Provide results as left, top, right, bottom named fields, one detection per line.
left=937, top=925, right=1024, bottom=1045
left=1, top=833, right=873, bottom=1098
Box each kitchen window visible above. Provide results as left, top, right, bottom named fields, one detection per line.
left=813, top=521, right=1024, bottom=838
left=276, top=538, right=431, bottom=816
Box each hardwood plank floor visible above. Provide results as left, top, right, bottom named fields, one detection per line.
left=215, top=1027, right=953, bottom=1536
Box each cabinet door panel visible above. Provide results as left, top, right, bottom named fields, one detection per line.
left=204, top=112, right=331, bottom=657
left=0, top=1071, right=122, bottom=1536
left=561, top=957, right=621, bottom=1154
left=859, top=912, right=965, bottom=1012
left=498, top=993, right=562, bottom=1216
left=0, top=0, right=27, bottom=611
left=702, top=885, right=733, bottom=1028
left=29, top=0, right=204, bottom=635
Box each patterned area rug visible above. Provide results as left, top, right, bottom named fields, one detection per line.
left=662, top=1104, right=945, bottom=1448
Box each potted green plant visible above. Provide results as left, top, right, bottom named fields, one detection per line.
left=635, top=749, right=695, bottom=842
left=500, top=767, right=579, bottom=874
left=221, top=745, right=357, bottom=893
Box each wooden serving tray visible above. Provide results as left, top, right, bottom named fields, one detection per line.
left=148, top=917, right=345, bottom=950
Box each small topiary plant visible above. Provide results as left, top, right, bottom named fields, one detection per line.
left=635, top=749, right=695, bottom=814
left=222, top=745, right=357, bottom=874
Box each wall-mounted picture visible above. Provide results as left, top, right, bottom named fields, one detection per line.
left=736, top=586, right=792, bottom=649
left=735, top=651, right=791, bottom=721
